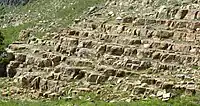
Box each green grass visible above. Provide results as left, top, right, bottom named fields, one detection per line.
left=0, top=0, right=105, bottom=45
left=0, top=91, right=199, bottom=106
left=0, top=95, right=200, bottom=106
left=0, top=22, right=35, bottom=46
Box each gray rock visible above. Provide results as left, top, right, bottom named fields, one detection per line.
left=0, top=0, right=31, bottom=6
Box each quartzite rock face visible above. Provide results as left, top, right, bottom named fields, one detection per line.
left=2, top=0, right=200, bottom=101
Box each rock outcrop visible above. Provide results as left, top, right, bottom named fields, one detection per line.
left=2, top=0, right=200, bottom=101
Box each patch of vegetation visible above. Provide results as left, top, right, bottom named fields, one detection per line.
left=0, top=0, right=105, bottom=45
left=0, top=32, right=9, bottom=64
left=0, top=22, right=35, bottom=46
left=0, top=95, right=200, bottom=106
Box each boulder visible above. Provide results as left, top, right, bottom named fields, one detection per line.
left=122, top=16, right=133, bottom=23
left=52, top=56, right=61, bottom=66
left=31, top=77, right=40, bottom=89
left=109, top=46, right=124, bottom=56
left=15, top=54, right=26, bottom=63
left=87, top=74, right=99, bottom=83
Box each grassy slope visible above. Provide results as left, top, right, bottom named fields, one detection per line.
left=0, top=96, right=200, bottom=106
left=0, top=0, right=104, bottom=46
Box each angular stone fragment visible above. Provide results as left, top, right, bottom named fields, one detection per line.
left=184, top=10, right=198, bottom=20
left=31, top=77, right=40, bottom=89
left=186, top=33, right=196, bottom=42
left=162, top=54, right=176, bottom=63
left=129, top=39, right=141, bottom=45
left=143, top=44, right=151, bottom=49
left=52, top=56, right=61, bottom=66
left=97, top=75, right=107, bottom=84
left=133, top=86, right=146, bottom=95
left=156, top=91, right=164, bottom=97
left=152, top=52, right=160, bottom=59
left=9, top=61, right=21, bottom=68
left=163, top=93, right=171, bottom=99
left=21, top=77, right=29, bottom=88
left=7, top=67, right=17, bottom=78
left=116, top=71, right=125, bottom=77
left=137, top=61, right=151, bottom=70
left=7, top=52, right=15, bottom=61
left=133, top=18, right=145, bottom=26
left=54, top=44, right=61, bottom=52
left=67, top=38, right=78, bottom=47
left=122, top=16, right=133, bottom=23
left=63, top=67, right=81, bottom=79
left=175, top=9, right=188, bottom=19
left=162, top=81, right=174, bottom=89
left=123, top=48, right=132, bottom=56
left=15, top=54, right=26, bottom=63
left=26, top=56, right=35, bottom=65
left=87, top=74, right=99, bottom=83
left=38, top=60, right=45, bottom=68
left=97, top=45, right=106, bottom=55
left=141, top=78, right=156, bottom=85
left=159, top=31, right=174, bottom=39
left=8, top=44, right=27, bottom=51
left=196, top=11, right=200, bottom=20
left=68, top=30, right=76, bottom=35
left=109, top=46, right=124, bottom=56
left=185, top=87, right=196, bottom=95
left=158, top=43, right=169, bottom=50
left=116, top=25, right=125, bottom=33
left=104, top=68, right=117, bottom=77
left=74, top=71, right=85, bottom=80
left=40, top=79, right=48, bottom=91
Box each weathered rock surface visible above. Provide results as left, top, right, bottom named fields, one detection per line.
left=2, top=0, right=200, bottom=101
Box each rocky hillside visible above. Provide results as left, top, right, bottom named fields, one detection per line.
left=1, top=0, right=200, bottom=102
left=0, top=0, right=30, bottom=5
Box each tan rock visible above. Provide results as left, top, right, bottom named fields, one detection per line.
left=133, top=18, right=145, bottom=26
left=175, top=9, right=188, bottom=19
left=163, top=93, right=171, bottom=99
left=156, top=91, right=164, bottom=97
left=43, top=58, right=52, bottom=67
left=133, top=86, right=146, bottom=95
left=18, top=30, right=31, bottom=41
left=152, top=52, right=160, bottom=59
left=109, top=46, right=124, bottom=56
left=31, top=77, right=40, bottom=89
left=15, top=54, right=26, bottom=63
left=21, top=77, right=29, bottom=88
left=122, top=16, right=133, bottom=23
left=162, top=81, right=174, bottom=89
left=184, top=10, right=198, bottom=20
left=87, top=74, right=99, bottom=83
left=7, top=66, right=17, bottom=78
left=52, top=56, right=61, bottom=66
left=97, top=45, right=106, bottom=54
left=116, top=25, right=125, bottom=33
